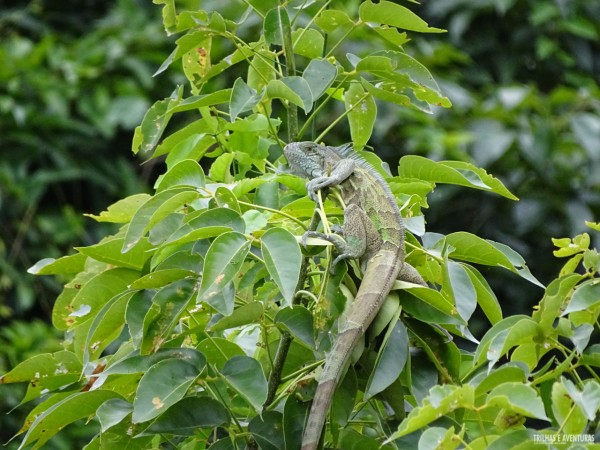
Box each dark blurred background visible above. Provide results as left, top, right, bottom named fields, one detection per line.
left=0, top=0, right=599, bottom=447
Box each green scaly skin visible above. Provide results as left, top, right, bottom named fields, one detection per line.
left=283, top=141, right=426, bottom=450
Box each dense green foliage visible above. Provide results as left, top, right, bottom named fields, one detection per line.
left=1, top=0, right=599, bottom=449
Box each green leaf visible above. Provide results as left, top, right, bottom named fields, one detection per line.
left=444, top=261, right=477, bottom=322
left=143, top=397, right=229, bottom=435
left=209, top=302, right=264, bottom=332
left=275, top=306, right=315, bottom=350
left=122, top=187, right=199, bottom=252
left=96, top=398, right=133, bottom=432
left=131, top=92, right=180, bottom=154
left=487, top=383, right=548, bottom=420
left=0, top=351, right=81, bottom=398
left=84, top=291, right=132, bottom=361
left=76, top=237, right=153, bottom=271
left=18, top=391, right=121, bottom=450
left=463, top=265, right=503, bottom=325
left=105, top=348, right=206, bottom=375
left=292, top=28, right=324, bottom=59
left=439, top=232, right=542, bottom=286
left=365, top=319, right=408, bottom=399
left=283, top=396, right=310, bottom=450
left=474, top=316, right=543, bottom=367
left=84, top=194, right=152, bottom=223
left=358, top=0, right=445, bottom=33
left=315, top=9, right=353, bottom=32
left=388, top=384, right=474, bottom=440
left=561, top=377, right=600, bottom=421
left=399, top=156, right=518, bottom=200
left=197, top=232, right=250, bottom=314
left=27, top=253, right=87, bottom=276
left=129, top=269, right=195, bottom=289
left=249, top=411, right=285, bottom=450
left=470, top=365, right=528, bottom=397
left=551, top=380, right=587, bottom=435
left=230, top=78, right=265, bottom=122
left=261, top=227, right=302, bottom=306
left=163, top=207, right=245, bottom=247
left=132, top=359, right=200, bottom=423
left=345, top=81, right=376, bottom=150
left=302, top=58, right=337, bottom=101
left=142, top=279, right=196, bottom=354
left=418, top=427, right=459, bottom=450
left=155, top=159, right=205, bottom=192
left=168, top=90, right=232, bottom=113
left=264, top=7, right=290, bottom=46
left=248, top=50, right=277, bottom=92
left=266, top=78, right=312, bottom=113
left=562, top=281, right=600, bottom=315
left=67, top=268, right=139, bottom=328
left=197, top=337, right=245, bottom=370
left=221, top=355, right=268, bottom=411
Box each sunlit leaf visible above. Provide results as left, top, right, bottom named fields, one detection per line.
left=261, top=227, right=302, bottom=306
left=132, top=359, right=200, bottom=423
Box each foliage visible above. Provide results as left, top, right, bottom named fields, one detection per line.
left=1, top=1, right=599, bottom=449
left=380, top=0, right=600, bottom=306
left=0, top=0, right=175, bottom=319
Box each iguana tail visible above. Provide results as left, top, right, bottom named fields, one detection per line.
left=301, top=247, right=401, bottom=450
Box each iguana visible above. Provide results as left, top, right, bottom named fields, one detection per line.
left=283, top=141, right=426, bottom=450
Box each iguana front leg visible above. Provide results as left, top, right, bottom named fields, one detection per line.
left=305, top=159, right=355, bottom=203
left=303, top=204, right=380, bottom=269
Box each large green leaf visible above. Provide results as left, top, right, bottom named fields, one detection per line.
left=76, top=236, right=153, bottom=271
left=264, top=7, right=290, bottom=46
left=302, top=58, right=337, bottom=102
left=431, top=232, right=542, bottom=286
left=292, top=28, right=325, bottom=59
left=261, top=227, right=302, bottom=306
left=221, top=355, right=268, bottom=411
left=18, top=391, right=122, bottom=450
left=141, top=278, right=196, bottom=354
left=132, top=359, right=201, bottom=423
left=399, top=156, right=518, bottom=200
left=230, top=78, right=265, bottom=121
left=274, top=306, right=315, bottom=350
left=345, top=81, right=376, bottom=150
left=209, top=302, right=264, bottom=332
left=358, top=0, right=445, bottom=33
left=105, top=348, right=206, bottom=375
left=131, top=91, right=181, bottom=154
left=364, top=319, right=408, bottom=399
left=388, top=384, right=475, bottom=440
left=155, top=159, right=206, bottom=192
left=248, top=411, right=285, bottom=450
left=474, top=316, right=543, bottom=367
left=143, top=397, right=230, bottom=435
left=487, top=383, right=548, bottom=420
left=266, top=78, right=312, bottom=113
left=197, top=337, right=245, bottom=370
left=562, top=280, right=600, bottom=315
left=0, top=351, right=81, bottom=401
left=197, top=232, right=250, bottom=315
left=65, top=268, right=139, bottom=329
left=444, top=261, right=477, bottom=322
left=122, top=187, right=200, bottom=252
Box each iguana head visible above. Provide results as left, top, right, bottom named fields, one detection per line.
left=283, top=141, right=326, bottom=179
